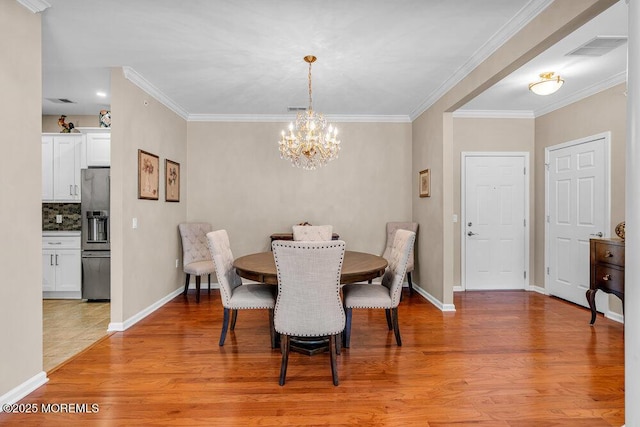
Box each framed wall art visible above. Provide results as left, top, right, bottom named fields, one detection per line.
left=138, top=149, right=159, bottom=200
left=419, top=168, right=431, bottom=198
left=165, top=159, right=180, bottom=202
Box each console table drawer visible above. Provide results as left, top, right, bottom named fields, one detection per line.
left=594, top=242, right=625, bottom=267
left=593, top=264, right=624, bottom=294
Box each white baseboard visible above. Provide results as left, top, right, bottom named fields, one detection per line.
left=412, top=284, right=456, bottom=312
left=453, top=285, right=464, bottom=292
left=529, top=285, right=548, bottom=295
left=605, top=311, right=624, bottom=324
left=0, top=371, right=48, bottom=408
left=108, top=286, right=185, bottom=332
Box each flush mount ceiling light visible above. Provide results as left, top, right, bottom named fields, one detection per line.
left=278, top=55, right=340, bottom=170
left=528, top=72, right=564, bottom=96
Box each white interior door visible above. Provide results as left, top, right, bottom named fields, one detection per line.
left=546, top=134, right=609, bottom=310
left=463, top=154, right=528, bottom=290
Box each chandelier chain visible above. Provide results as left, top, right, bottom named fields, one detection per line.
left=308, top=61, right=313, bottom=111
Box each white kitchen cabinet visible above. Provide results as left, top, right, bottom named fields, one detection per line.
left=42, top=233, right=81, bottom=299
left=85, top=131, right=111, bottom=167
left=42, top=134, right=82, bottom=202
left=77, top=128, right=110, bottom=168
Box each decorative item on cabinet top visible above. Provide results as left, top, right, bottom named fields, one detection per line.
left=99, top=110, right=111, bottom=128
left=615, top=221, right=625, bottom=240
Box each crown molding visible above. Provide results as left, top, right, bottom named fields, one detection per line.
left=17, top=0, right=51, bottom=13
left=533, top=71, right=627, bottom=117
left=122, top=66, right=189, bottom=120
left=409, top=0, right=555, bottom=120
left=453, top=110, right=534, bottom=119
left=187, top=114, right=411, bottom=123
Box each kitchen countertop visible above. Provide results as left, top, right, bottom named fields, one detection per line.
left=42, top=230, right=81, bottom=237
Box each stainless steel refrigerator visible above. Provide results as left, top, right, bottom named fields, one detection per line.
left=81, top=168, right=110, bottom=300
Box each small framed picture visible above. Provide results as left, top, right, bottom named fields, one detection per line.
left=165, top=159, right=180, bottom=202
left=419, top=168, right=430, bottom=198
left=138, top=149, right=159, bottom=200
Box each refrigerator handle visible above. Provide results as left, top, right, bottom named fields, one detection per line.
left=50, top=254, right=53, bottom=266
left=55, top=254, right=58, bottom=266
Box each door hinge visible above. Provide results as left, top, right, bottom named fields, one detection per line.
left=546, top=215, right=550, bottom=223
left=545, top=163, right=550, bottom=170
left=524, top=271, right=527, bottom=279
left=547, top=267, right=550, bottom=275
left=524, top=167, right=526, bottom=175
left=524, top=219, right=526, bottom=227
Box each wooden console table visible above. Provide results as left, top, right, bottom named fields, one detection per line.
left=587, top=237, right=624, bottom=324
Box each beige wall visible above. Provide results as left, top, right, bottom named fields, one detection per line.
left=412, top=0, right=616, bottom=307
left=110, top=68, right=188, bottom=323
left=42, top=114, right=100, bottom=132
left=186, top=121, right=412, bottom=259
left=452, top=118, right=535, bottom=287
left=0, top=2, right=43, bottom=396
left=534, top=83, right=626, bottom=313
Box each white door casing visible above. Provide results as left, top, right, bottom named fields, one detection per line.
left=462, top=153, right=529, bottom=290
left=545, top=133, right=610, bottom=311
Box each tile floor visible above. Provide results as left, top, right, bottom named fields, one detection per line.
left=42, top=299, right=110, bottom=372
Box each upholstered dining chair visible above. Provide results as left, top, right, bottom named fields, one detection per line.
left=381, top=222, right=419, bottom=295
left=272, top=240, right=346, bottom=386
left=292, top=225, right=333, bottom=241
left=343, top=229, right=416, bottom=348
left=207, top=230, right=277, bottom=347
left=178, top=222, right=216, bottom=303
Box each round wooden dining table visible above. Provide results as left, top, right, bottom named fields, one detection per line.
left=233, top=251, right=388, bottom=285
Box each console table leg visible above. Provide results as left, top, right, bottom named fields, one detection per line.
left=586, top=289, right=597, bottom=325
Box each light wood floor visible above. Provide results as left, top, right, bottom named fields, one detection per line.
left=5, top=290, right=624, bottom=426
left=43, top=299, right=110, bottom=372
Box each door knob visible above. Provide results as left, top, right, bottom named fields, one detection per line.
left=467, top=231, right=478, bottom=236
left=590, top=232, right=603, bottom=238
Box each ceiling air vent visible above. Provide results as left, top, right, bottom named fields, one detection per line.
left=566, top=36, right=627, bottom=57
left=46, top=98, right=76, bottom=104
left=287, top=106, right=307, bottom=112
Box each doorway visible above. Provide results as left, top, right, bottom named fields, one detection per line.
left=461, top=152, right=529, bottom=290
left=545, top=132, right=610, bottom=311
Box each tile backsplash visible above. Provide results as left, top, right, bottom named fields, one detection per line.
left=43, top=203, right=82, bottom=231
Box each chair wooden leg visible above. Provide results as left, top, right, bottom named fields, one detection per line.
left=230, top=309, right=238, bottom=330
left=208, top=273, right=211, bottom=294
left=219, top=308, right=230, bottom=346
left=336, top=332, right=342, bottom=355
left=279, top=335, right=290, bottom=386
left=407, top=271, right=413, bottom=295
left=344, top=308, right=352, bottom=348
left=385, top=309, right=392, bottom=330
left=269, top=309, right=277, bottom=349
left=183, top=273, right=190, bottom=296
left=195, top=276, right=201, bottom=303
left=329, top=334, right=339, bottom=386
left=392, top=307, right=402, bottom=346
left=368, top=279, right=372, bottom=284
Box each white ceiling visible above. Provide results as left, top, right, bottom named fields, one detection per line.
left=37, top=0, right=627, bottom=121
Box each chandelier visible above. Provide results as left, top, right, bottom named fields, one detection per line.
left=528, top=72, right=564, bottom=95
left=279, top=55, right=340, bottom=170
